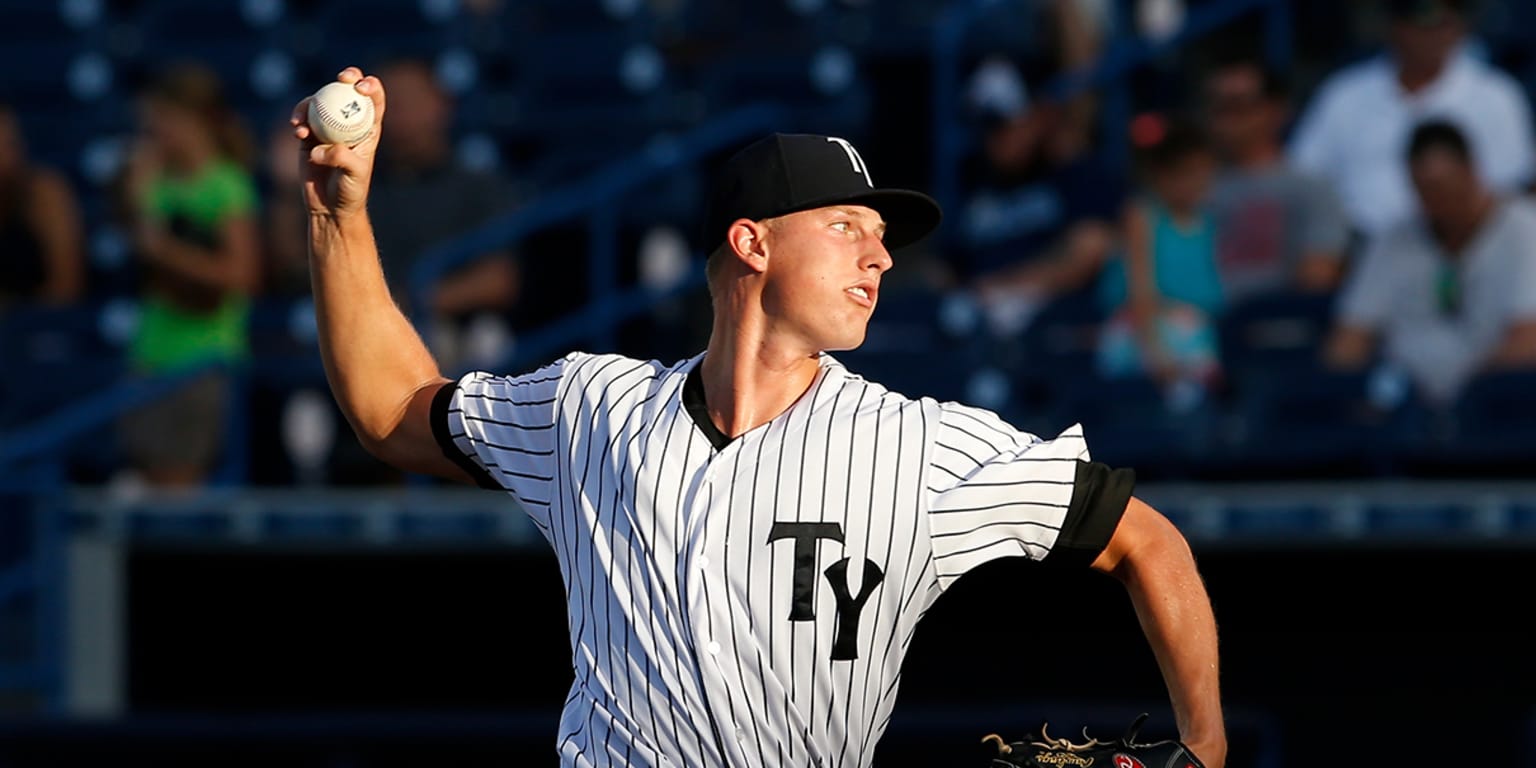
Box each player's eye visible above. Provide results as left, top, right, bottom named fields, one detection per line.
left=830, top=221, right=851, bottom=233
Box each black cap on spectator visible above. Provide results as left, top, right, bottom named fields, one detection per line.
left=704, top=133, right=942, bottom=253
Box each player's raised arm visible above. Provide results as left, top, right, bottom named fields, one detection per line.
left=290, top=67, right=463, bottom=482
left=1090, top=497, right=1226, bottom=768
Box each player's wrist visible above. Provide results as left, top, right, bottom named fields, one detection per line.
left=306, top=209, right=372, bottom=248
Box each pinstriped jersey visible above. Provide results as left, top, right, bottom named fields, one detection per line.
left=432, top=351, right=1128, bottom=768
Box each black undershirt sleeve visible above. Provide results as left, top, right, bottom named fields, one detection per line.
left=1042, top=459, right=1135, bottom=569
left=429, top=380, right=502, bottom=491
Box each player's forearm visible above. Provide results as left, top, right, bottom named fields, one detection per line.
left=309, top=211, right=447, bottom=447
left=1117, top=513, right=1225, bottom=758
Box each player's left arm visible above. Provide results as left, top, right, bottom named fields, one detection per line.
left=1090, top=496, right=1226, bottom=768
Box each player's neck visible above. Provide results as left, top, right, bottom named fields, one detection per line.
left=700, top=313, right=822, bottom=439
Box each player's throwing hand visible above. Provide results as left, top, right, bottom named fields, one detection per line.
left=289, top=67, right=386, bottom=218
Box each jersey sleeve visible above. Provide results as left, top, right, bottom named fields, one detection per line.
left=924, top=404, right=1133, bottom=590
left=430, top=355, right=573, bottom=523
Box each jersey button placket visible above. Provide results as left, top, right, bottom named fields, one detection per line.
left=684, top=465, right=737, bottom=763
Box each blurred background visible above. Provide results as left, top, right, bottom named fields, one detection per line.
left=1, top=0, right=1534, bottom=764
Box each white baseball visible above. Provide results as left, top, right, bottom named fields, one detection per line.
left=307, top=81, right=375, bottom=147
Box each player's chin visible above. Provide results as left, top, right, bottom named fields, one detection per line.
left=820, top=327, right=868, bottom=353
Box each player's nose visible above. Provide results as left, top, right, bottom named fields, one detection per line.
left=859, top=237, right=892, bottom=274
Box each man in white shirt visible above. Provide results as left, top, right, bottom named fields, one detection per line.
left=1326, top=119, right=1536, bottom=405
left=1287, top=0, right=1534, bottom=239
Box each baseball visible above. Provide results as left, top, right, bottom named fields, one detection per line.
left=307, top=81, right=374, bottom=147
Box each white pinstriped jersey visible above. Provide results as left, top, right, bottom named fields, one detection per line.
left=432, top=351, right=1129, bottom=768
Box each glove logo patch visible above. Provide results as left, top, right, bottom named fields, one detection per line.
left=1035, top=754, right=1094, bottom=767
left=1112, top=755, right=1144, bottom=768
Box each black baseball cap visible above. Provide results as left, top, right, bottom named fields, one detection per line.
left=704, top=133, right=942, bottom=253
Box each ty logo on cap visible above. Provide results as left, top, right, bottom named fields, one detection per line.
left=826, top=137, right=873, bottom=188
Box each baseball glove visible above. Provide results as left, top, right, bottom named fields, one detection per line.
left=980, top=713, right=1205, bottom=768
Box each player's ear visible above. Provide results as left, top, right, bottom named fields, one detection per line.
left=726, top=219, right=769, bottom=273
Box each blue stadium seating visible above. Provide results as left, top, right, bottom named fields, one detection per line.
left=0, top=304, right=131, bottom=481
left=1426, top=370, right=1536, bottom=473
left=1214, top=364, right=1421, bottom=479
left=1053, top=373, right=1217, bottom=481
left=0, top=1, right=85, bottom=50
left=1011, top=292, right=1105, bottom=400
left=0, top=41, right=89, bottom=104
left=1217, top=289, right=1336, bottom=386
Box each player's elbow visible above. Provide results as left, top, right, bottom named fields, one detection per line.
left=344, top=412, right=398, bottom=464
left=1100, top=497, right=1196, bottom=585
left=346, top=379, right=452, bottom=475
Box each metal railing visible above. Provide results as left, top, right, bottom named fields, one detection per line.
left=0, top=359, right=239, bottom=712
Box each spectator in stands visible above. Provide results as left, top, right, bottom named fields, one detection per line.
left=1096, top=115, right=1224, bottom=389
left=958, top=51, right=1123, bottom=336
left=114, top=63, right=260, bottom=488
left=366, top=57, right=519, bottom=364
left=260, top=119, right=311, bottom=298
left=0, top=103, right=85, bottom=304
left=1203, top=54, right=1350, bottom=305
left=1325, top=119, right=1536, bottom=405
left=1287, top=0, right=1534, bottom=240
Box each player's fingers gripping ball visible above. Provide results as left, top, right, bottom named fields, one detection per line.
left=307, top=81, right=375, bottom=147
left=981, top=714, right=1205, bottom=768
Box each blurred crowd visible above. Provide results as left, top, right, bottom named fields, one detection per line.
left=2, top=0, right=1535, bottom=490
left=944, top=0, right=1536, bottom=453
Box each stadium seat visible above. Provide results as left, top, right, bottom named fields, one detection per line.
left=1214, top=363, right=1422, bottom=479
left=246, top=298, right=326, bottom=387
left=1050, top=373, right=1215, bottom=481
left=1217, top=289, right=1336, bottom=386
left=1419, top=369, right=1536, bottom=475
left=0, top=41, right=89, bottom=103
left=1010, top=291, right=1105, bottom=411
left=137, top=0, right=275, bottom=42
left=0, top=2, right=84, bottom=49
left=0, top=304, right=130, bottom=482
left=307, top=0, right=453, bottom=70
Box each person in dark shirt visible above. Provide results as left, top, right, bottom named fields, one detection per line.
left=0, top=103, right=85, bottom=304
left=957, top=56, right=1125, bottom=336
left=367, top=59, right=519, bottom=317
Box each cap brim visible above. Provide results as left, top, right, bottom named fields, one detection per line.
left=782, top=188, right=944, bottom=251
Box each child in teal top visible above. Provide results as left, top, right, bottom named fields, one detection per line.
left=1097, top=115, right=1225, bottom=387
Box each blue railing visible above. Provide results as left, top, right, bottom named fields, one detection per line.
left=928, top=0, right=1291, bottom=234
left=0, top=358, right=243, bottom=712
left=0, top=468, right=66, bottom=712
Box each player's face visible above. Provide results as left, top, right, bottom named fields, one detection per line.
left=759, top=205, right=891, bottom=352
